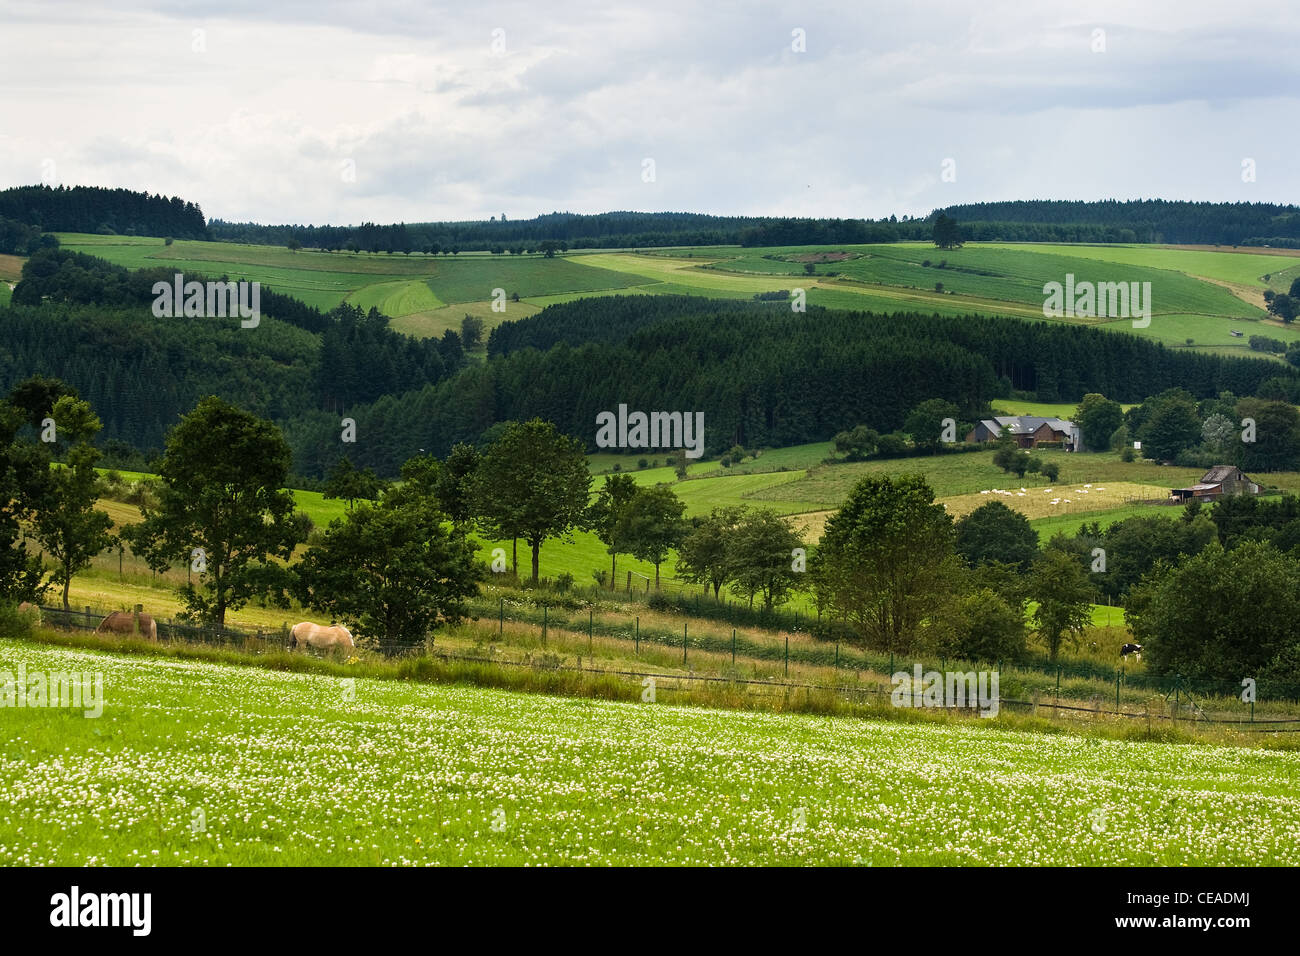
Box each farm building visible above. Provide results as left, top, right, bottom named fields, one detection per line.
left=1170, top=465, right=1261, bottom=502
left=966, top=416, right=1079, bottom=451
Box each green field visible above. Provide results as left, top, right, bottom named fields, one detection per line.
left=4, top=637, right=1297, bottom=865
left=991, top=399, right=1136, bottom=418
left=88, top=444, right=1238, bottom=618
left=45, top=234, right=1300, bottom=353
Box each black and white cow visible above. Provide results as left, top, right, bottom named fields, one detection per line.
left=1120, top=643, right=1143, bottom=662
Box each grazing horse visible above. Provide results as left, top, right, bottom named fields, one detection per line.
left=97, top=610, right=158, bottom=642
left=290, top=622, right=355, bottom=653
left=1120, top=642, right=1143, bottom=662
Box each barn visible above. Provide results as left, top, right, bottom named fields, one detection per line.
left=1170, top=465, right=1261, bottom=502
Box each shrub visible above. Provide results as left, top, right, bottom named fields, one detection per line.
left=0, top=602, right=36, bottom=639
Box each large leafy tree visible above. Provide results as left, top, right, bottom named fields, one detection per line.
left=1027, top=549, right=1095, bottom=663
left=587, top=473, right=640, bottom=587
left=296, top=495, right=482, bottom=653
left=832, top=425, right=879, bottom=461
left=937, top=588, right=1028, bottom=665
left=7, top=376, right=79, bottom=431
left=1074, top=393, right=1124, bottom=452
left=904, top=398, right=960, bottom=454
left=123, top=397, right=307, bottom=627
left=1237, top=399, right=1300, bottom=472
left=475, top=419, right=591, bottom=583
left=932, top=214, right=963, bottom=250
left=1127, top=541, right=1300, bottom=680
left=677, top=506, right=744, bottom=599
left=0, top=402, right=46, bottom=603
left=32, top=397, right=113, bottom=609
left=617, top=484, right=688, bottom=588
left=954, top=500, right=1039, bottom=572
left=814, top=474, right=957, bottom=654
left=1095, top=513, right=1216, bottom=600
left=322, top=456, right=386, bottom=510
left=436, top=442, right=482, bottom=532
left=1135, top=389, right=1202, bottom=462
left=726, top=509, right=806, bottom=612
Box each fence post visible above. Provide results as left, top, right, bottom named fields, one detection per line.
left=835, top=641, right=839, bottom=670
left=682, top=623, right=687, bottom=666
left=499, top=597, right=503, bottom=636
left=1115, top=669, right=1121, bottom=714
left=542, top=606, right=547, bottom=646
left=732, top=628, right=736, bottom=665
left=589, top=609, right=593, bottom=655
left=635, top=616, right=639, bottom=655
left=785, top=636, right=789, bottom=677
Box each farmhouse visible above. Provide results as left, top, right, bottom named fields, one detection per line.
left=966, top=416, right=1079, bottom=451
left=1170, top=465, right=1261, bottom=502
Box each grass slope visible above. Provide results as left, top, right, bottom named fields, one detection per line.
left=52, top=234, right=1298, bottom=352
left=4, top=637, right=1298, bottom=865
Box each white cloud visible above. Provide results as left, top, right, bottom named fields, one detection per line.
left=1, top=0, right=1297, bottom=223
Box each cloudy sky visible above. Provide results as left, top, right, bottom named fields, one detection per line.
left=2, top=0, right=1298, bottom=225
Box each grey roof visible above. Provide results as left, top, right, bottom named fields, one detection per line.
left=1202, top=465, right=1248, bottom=483
left=981, top=415, right=1075, bottom=436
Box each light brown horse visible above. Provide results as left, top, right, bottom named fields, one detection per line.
left=97, top=609, right=158, bottom=641
left=290, top=622, right=355, bottom=653
left=17, top=602, right=42, bottom=626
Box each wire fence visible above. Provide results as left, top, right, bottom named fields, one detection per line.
left=36, top=600, right=1300, bottom=730
left=37, top=604, right=283, bottom=648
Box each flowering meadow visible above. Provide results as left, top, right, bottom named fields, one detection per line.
left=2, top=638, right=1298, bottom=866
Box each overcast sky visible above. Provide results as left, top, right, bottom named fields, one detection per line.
left=2, top=0, right=1297, bottom=225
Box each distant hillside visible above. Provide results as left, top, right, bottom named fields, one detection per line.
left=209, top=199, right=1300, bottom=253
left=935, top=199, right=1300, bottom=247
left=0, top=184, right=207, bottom=239
left=291, top=295, right=1296, bottom=476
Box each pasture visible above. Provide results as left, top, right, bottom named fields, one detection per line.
left=3, top=637, right=1298, bottom=866
left=79, top=440, right=1268, bottom=633
left=45, top=234, right=1300, bottom=355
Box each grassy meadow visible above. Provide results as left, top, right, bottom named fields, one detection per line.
left=4, top=637, right=1298, bottom=866
left=80, top=438, right=1287, bottom=636
left=47, top=234, right=1300, bottom=357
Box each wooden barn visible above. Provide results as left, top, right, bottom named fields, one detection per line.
left=1170, top=465, right=1261, bottom=502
